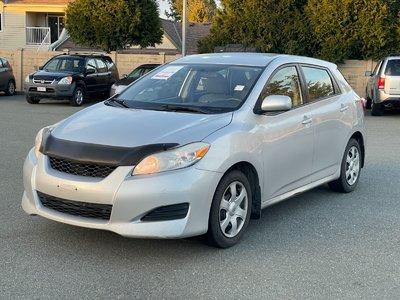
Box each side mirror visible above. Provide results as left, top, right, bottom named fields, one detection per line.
left=365, top=71, right=373, bottom=77
left=122, top=74, right=128, bottom=78
left=38, top=65, right=43, bottom=70
left=85, top=68, right=96, bottom=75
left=260, top=95, right=292, bottom=113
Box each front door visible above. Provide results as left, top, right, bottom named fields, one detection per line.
left=257, top=66, right=314, bottom=201
left=48, top=15, right=64, bottom=43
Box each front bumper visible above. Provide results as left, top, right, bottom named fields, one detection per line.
left=24, top=82, right=76, bottom=99
left=22, top=148, right=221, bottom=238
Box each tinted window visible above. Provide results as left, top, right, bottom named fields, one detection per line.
left=96, top=59, right=107, bottom=73
left=0, top=58, right=3, bottom=68
left=263, top=66, right=303, bottom=107
left=86, top=59, right=97, bottom=72
left=302, top=67, right=335, bottom=101
left=104, top=58, right=116, bottom=71
left=385, top=60, right=400, bottom=76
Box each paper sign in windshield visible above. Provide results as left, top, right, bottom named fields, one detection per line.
left=151, top=66, right=183, bottom=80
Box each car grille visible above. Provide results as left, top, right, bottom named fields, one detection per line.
left=49, top=156, right=117, bottom=178
left=141, top=203, right=189, bottom=222
left=37, top=191, right=112, bottom=220
left=33, top=78, right=54, bottom=84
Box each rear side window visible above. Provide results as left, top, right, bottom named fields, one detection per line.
left=96, top=58, right=107, bottom=73
left=105, top=58, right=116, bottom=71
left=373, top=60, right=382, bottom=75
left=384, top=60, right=400, bottom=76
left=302, top=67, right=335, bottom=102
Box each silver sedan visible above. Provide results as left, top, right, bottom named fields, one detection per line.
left=22, top=53, right=367, bottom=248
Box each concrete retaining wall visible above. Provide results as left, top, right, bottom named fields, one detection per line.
left=0, top=49, right=376, bottom=97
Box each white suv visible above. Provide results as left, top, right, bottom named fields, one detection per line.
left=365, top=56, right=400, bottom=116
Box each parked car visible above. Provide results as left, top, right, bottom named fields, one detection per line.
left=22, top=53, right=366, bottom=248
left=0, top=57, right=16, bottom=96
left=24, top=54, right=119, bottom=106
left=365, top=55, right=400, bottom=116
left=110, top=64, right=160, bottom=96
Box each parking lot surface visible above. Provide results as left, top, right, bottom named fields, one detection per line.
left=1, top=95, right=400, bottom=299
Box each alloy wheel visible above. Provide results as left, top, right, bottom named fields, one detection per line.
left=345, top=146, right=360, bottom=186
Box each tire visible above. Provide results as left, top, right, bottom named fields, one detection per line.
left=69, top=86, right=85, bottom=106
left=365, top=96, right=372, bottom=109
left=371, top=101, right=383, bottom=116
left=5, top=80, right=16, bottom=96
left=25, top=95, right=40, bottom=104
left=206, top=170, right=252, bottom=248
left=329, top=138, right=361, bottom=193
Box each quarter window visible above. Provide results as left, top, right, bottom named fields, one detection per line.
left=262, top=66, right=303, bottom=107
left=302, top=67, right=335, bottom=101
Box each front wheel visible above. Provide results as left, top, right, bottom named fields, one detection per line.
left=206, top=170, right=252, bottom=248
left=25, top=95, right=40, bottom=104
left=69, top=86, right=85, bottom=106
left=5, top=80, right=16, bottom=96
left=329, top=138, right=361, bottom=193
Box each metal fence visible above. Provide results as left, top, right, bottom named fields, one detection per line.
left=26, top=27, right=50, bottom=45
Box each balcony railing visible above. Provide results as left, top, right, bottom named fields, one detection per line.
left=26, top=27, right=51, bottom=45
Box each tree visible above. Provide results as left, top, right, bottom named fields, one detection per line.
left=305, top=0, right=399, bottom=62
left=65, top=0, right=163, bottom=52
left=198, top=0, right=313, bottom=56
left=166, top=0, right=216, bottom=22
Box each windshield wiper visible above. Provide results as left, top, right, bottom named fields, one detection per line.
left=155, top=104, right=210, bottom=114
left=105, top=98, right=130, bottom=108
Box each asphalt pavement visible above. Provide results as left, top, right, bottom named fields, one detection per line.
left=1, top=94, right=399, bottom=299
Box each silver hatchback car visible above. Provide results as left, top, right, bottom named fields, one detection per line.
left=22, top=53, right=366, bottom=248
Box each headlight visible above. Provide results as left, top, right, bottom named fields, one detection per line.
left=132, top=142, right=210, bottom=175
left=25, top=75, right=30, bottom=83
left=58, top=76, right=73, bottom=85
left=34, top=126, right=53, bottom=158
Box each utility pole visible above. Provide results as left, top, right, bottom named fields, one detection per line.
left=182, top=0, right=187, bottom=56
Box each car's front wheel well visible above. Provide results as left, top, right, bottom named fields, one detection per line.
left=225, top=162, right=261, bottom=220
left=350, top=132, right=365, bottom=168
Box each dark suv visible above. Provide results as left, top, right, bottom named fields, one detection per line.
left=24, top=54, right=119, bottom=106
left=0, top=57, right=16, bottom=96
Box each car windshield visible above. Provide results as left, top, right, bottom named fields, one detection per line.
left=115, top=64, right=263, bottom=114
left=43, top=57, right=85, bottom=73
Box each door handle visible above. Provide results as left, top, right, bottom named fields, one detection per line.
left=301, top=116, right=313, bottom=125
left=340, top=104, right=349, bottom=112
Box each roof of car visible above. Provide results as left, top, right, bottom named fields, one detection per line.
left=55, top=53, right=112, bottom=59
left=172, top=53, right=337, bottom=68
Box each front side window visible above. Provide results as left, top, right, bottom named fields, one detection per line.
left=116, top=64, right=263, bottom=114
left=302, top=67, right=335, bottom=102
left=262, top=66, right=303, bottom=107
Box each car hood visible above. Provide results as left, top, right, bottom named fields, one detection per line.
left=51, top=103, right=233, bottom=147
left=32, top=70, right=77, bottom=81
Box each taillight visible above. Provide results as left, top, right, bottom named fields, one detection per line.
left=360, top=97, right=366, bottom=113
left=378, top=77, right=385, bottom=90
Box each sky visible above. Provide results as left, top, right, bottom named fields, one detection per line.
left=157, top=0, right=170, bottom=19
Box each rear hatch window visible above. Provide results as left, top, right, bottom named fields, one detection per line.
left=384, top=60, right=400, bottom=76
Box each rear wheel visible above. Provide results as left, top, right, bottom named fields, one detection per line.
left=206, top=170, right=252, bottom=248
left=5, top=80, right=16, bottom=96
left=329, top=138, right=361, bottom=193
left=69, top=86, right=85, bottom=106
left=371, top=101, right=383, bottom=116
left=25, top=95, right=40, bottom=104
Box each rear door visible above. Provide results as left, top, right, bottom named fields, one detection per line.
left=95, top=58, right=110, bottom=94
left=300, top=65, right=353, bottom=181
left=84, top=58, right=99, bottom=95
